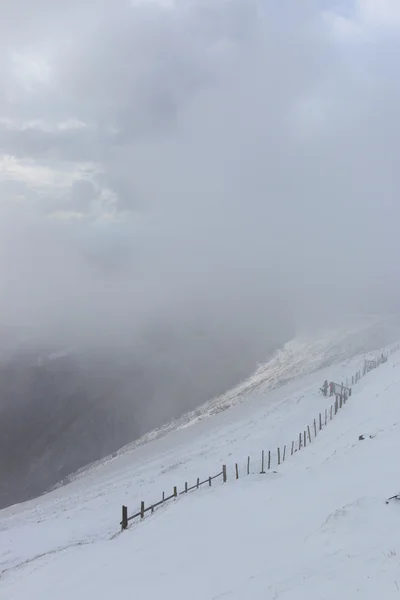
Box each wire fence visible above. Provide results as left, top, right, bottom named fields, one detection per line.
left=120, top=343, right=400, bottom=531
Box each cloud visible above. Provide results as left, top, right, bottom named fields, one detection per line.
left=2, top=0, right=400, bottom=507
left=357, top=0, right=400, bottom=28
left=0, top=0, right=399, bottom=348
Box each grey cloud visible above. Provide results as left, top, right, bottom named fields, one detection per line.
left=0, top=178, right=29, bottom=195
left=38, top=178, right=100, bottom=215
left=0, top=0, right=398, bottom=320
left=98, top=175, right=140, bottom=213
left=0, top=1, right=399, bottom=476
left=2, top=0, right=400, bottom=508
left=0, top=119, right=112, bottom=163
left=68, top=179, right=98, bottom=212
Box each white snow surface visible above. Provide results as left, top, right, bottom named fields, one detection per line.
left=1, top=323, right=400, bottom=599
left=60, top=313, right=400, bottom=485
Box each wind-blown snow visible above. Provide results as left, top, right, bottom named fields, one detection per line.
left=1, top=323, right=400, bottom=599
left=57, top=314, right=400, bottom=486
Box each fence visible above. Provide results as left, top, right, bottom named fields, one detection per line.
left=120, top=343, right=400, bottom=531
left=121, top=468, right=226, bottom=530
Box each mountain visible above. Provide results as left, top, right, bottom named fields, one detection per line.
left=0, top=322, right=399, bottom=598
left=0, top=316, right=287, bottom=509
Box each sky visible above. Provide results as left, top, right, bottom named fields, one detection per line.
left=2, top=0, right=400, bottom=508
left=0, top=0, right=400, bottom=349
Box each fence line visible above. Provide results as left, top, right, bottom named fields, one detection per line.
left=120, top=343, right=399, bottom=531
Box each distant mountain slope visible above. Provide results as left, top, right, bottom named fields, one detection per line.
left=0, top=318, right=286, bottom=509
left=1, top=326, right=400, bottom=600
left=65, top=314, right=400, bottom=486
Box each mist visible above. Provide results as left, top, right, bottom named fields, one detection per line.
left=1, top=0, right=400, bottom=507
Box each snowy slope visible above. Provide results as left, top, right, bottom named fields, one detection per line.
left=1, top=330, right=399, bottom=598
left=59, top=313, right=400, bottom=486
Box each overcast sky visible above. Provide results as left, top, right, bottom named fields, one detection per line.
left=0, top=0, right=399, bottom=349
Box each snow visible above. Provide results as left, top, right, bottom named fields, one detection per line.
left=1, top=327, right=400, bottom=599
left=59, top=313, right=400, bottom=484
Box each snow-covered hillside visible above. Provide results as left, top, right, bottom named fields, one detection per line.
left=59, top=314, right=400, bottom=486
left=1, top=324, right=400, bottom=599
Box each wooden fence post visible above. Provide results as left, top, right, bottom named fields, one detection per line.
left=304, top=431, right=307, bottom=447
left=299, top=432, right=302, bottom=450
left=283, top=445, right=286, bottom=462
left=307, top=426, right=311, bottom=444
left=209, top=476, right=212, bottom=487
left=141, top=501, right=145, bottom=519
left=261, top=451, right=265, bottom=474
left=162, top=491, right=165, bottom=502
left=330, top=405, right=333, bottom=420
left=247, top=456, right=250, bottom=475
left=197, top=478, right=200, bottom=489
left=222, top=465, right=227, bottom=483
left=291, top=440, right=294, bottom=456
left=185, top=482, right=188, bottom=493
left=235, top=463, right=239, bottom=479
left=313, top=419, right=317, bottom=437
left=174, top=486, right=177, bottom=498
left=319, top=413, right=322, bottom=431
left=121, top=505, right=128, bottom=531
left=277, top=447, right=281, bottom=465
left=268, top=451, right=271, bottom=470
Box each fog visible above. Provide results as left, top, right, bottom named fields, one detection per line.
left=0, top=0, right=400, bottom=507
